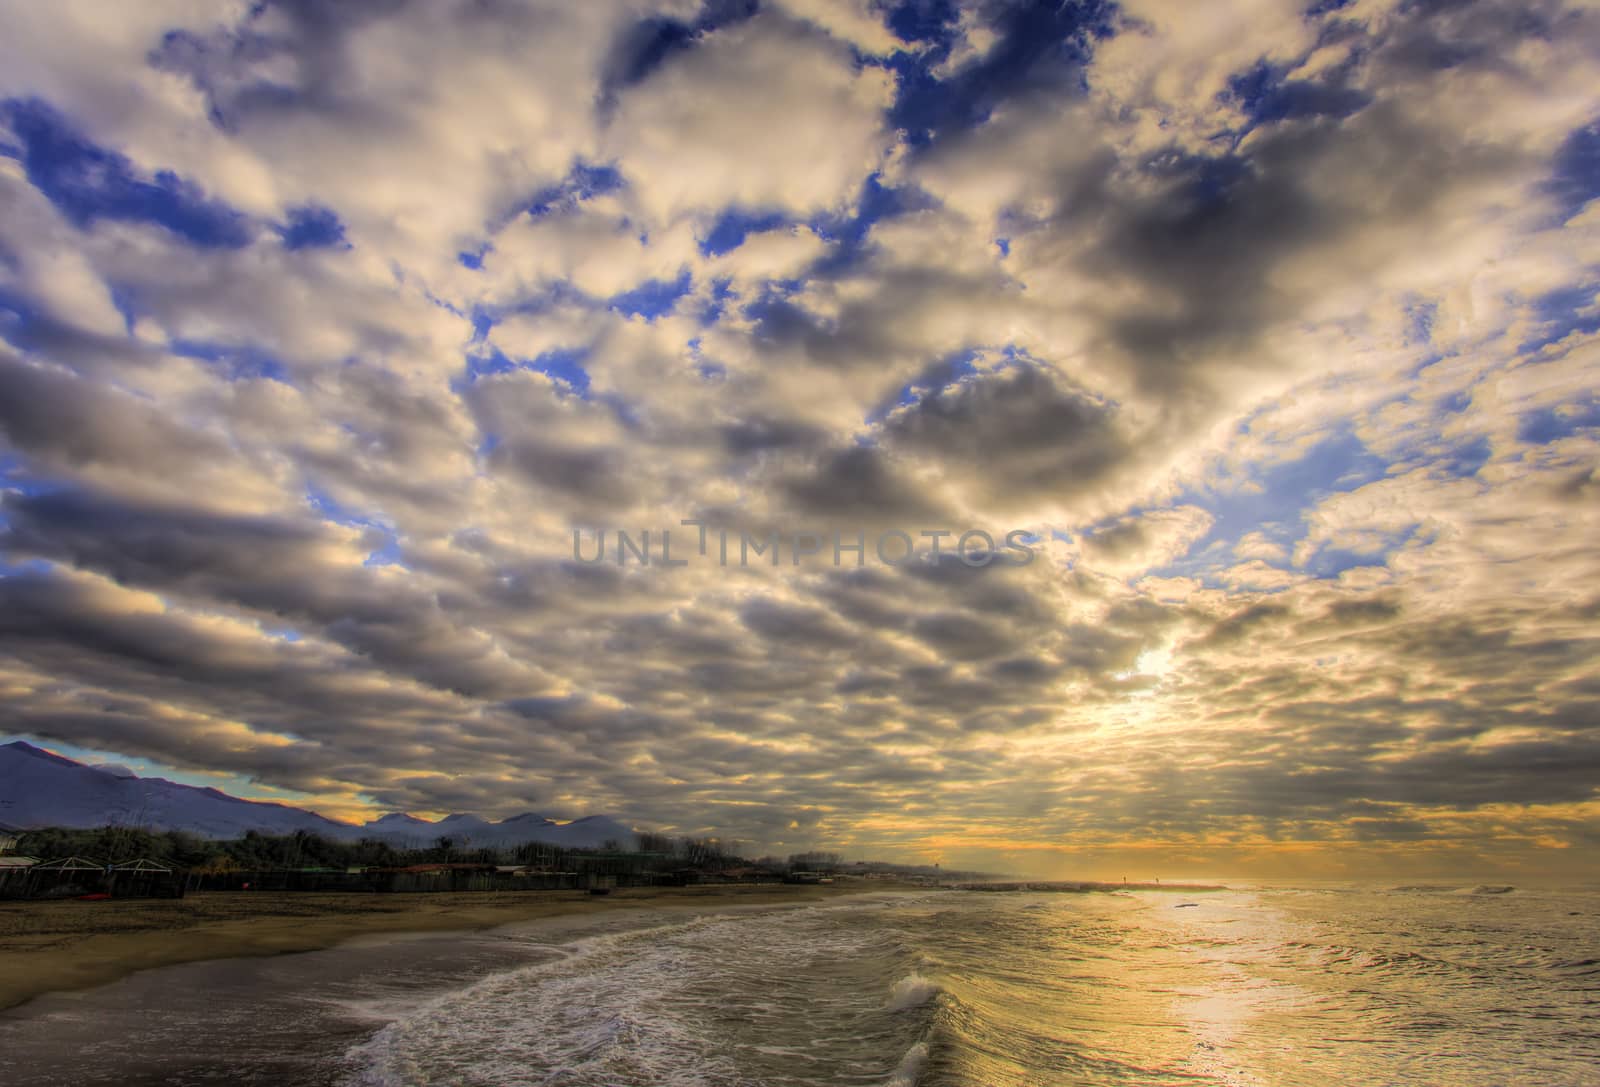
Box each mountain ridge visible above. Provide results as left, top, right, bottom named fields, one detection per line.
left=0, top=741, right=634, bottom=849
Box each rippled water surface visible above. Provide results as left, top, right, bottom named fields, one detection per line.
left=4, top=885, right=1598, bottom=1086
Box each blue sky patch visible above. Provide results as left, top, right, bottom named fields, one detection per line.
left=1225, top=61, right=1369, bottom=128
left=1518, top=395, right=1600, bottom=444
left=305, top=484, right=402, bottom=567
left=0, top=455, right=65, bottom=501
left=887, top=0, right=1113, bottom=148
left=698, top=277, right=736, bottom=326
left=527, top=347, right=593, bottom=395
left=278, top=204, right=349, bottom=250
left=601, top=1, right=759, bottom=106
left=808, top=174, right=936, bottom=277
left=1151, top=429, right=1390, bottom=584
left=527, top=161, right=626, bottom=218
left=0, top=286, right=46, bottom=351
left=867, top=348, right=985, bottom=424
left=465, top=346, right=592, bottom=397
left=1547, top=120, right=1600, bottom=222
left=1300, top=525, right=1422, bottom=580
left=170, top=339, right=291, bottom=384
left=1405, top=298, right=1438, bottom=346
left=608, top=270, right=691, bottom=319
left=1427, top=434, right=1492, bottom=480
left=3, top=97, right=253, bottom=248
left=1519, top=282, right=1600, bottom=355
left=886, top=0, right=961, bottom=46
left=700, top=208, right=790, bottom=257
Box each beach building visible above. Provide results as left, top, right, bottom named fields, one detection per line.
left=0, top=855, right=186, bottom=900
left=3, top=855, right=107, bottom=900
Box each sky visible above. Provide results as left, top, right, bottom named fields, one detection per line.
left=0, top=0, right=1597, bottom=880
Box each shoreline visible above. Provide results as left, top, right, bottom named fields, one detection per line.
left=0, top=882, right=915, bottom=1012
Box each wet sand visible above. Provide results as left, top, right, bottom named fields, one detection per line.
left=0, top=881, right=906, bottom=1011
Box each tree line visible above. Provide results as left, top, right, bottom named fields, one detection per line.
left=11, top=827, right=990, bottom=880
left=13, top=826, right=779, bottom=875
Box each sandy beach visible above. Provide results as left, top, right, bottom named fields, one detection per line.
left=0, top=882, right=904, bottom=1011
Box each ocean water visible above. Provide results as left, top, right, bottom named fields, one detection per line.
left=3, top=885, right=1597, bottom=1086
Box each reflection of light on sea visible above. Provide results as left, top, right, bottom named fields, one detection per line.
left=1151, top=893, right=1319, bottom=1087
left=2, top=887, right=1595, bottom=1086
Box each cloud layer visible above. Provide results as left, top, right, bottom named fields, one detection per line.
left=1, top=0, right=1597, bottom=876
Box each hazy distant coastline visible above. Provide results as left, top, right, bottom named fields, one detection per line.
left=959, top=880, right=1227, bottom=893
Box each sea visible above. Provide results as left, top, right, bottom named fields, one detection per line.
left=2, top=883, right=1597, bottom=1086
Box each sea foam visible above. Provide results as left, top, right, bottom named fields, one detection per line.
left=887, top=972, right=941, bottom=1011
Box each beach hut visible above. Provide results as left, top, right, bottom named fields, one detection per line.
left=20, top=856, right=110, bottom=899
left=110, top=858, right=172, bottom=872
left=30, top=855, right=107, bottom=872
left=0, top=854, right=40, bottom=898
left=109, top=858, right=186, bottom=899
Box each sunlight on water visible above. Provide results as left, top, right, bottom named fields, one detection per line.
left=337, top=885, right=1600, bottom=1087
left=2, top=886, right=1596, bottom=1086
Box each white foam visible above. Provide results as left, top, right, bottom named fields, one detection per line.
left=885, top=1040, right=930, bottom=1087
left=342, top=898, right=937, bottom=1086
left=887, top=972, right=941, bottom=1011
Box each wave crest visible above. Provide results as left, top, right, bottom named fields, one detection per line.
left=885, top=1040, right=929, bottom=1087
left=887, top=972, right=941, bottom=1011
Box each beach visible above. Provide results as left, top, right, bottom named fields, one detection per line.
left=0, top=881, right=899, bottom=1012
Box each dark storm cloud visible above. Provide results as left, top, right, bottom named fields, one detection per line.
left=1080, top=517, right=1148, bottom=560
left=150, top=0, right=419, bottom=125
left=720, top=415, right=827, bottom=456
left=1069, top=112, right=1472, bottom=393
left=881, top=364, right=1130, bottom=511
left=909, top=611, right=1018, bottom=661
left=0, top=350, right=229, bottom=474
left=492, top=437, right=640, bottom=505
left=779, top=445, right=948, bottom=522
left=0, top=487, right=539, bottom=699
left=968, top=0, right=1562, bottom=407
left=739, top=598, right=856, bottom=648
left=1193, top=602, right=1293, bottom=650
left=3, top=488, right=332, bottom=591
left=463, top=370, right=647, bottom=514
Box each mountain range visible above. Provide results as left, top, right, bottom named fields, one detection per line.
left=0, top=740, right=634, bottom=849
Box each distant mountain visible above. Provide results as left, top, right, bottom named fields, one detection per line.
left=0, top=741, right=634, bottom=849
left=0, top=740, right=354, bottom=840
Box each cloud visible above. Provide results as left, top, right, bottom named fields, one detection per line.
left=880, top=362, right=1133, bottom=516
left=1079, top=506, right=1215, bottom=578
left=772, top=0, right=899, bottom=56
left=0, top=0, right=1596, bottom=875
left=608, top=11, right=895, bottom=221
